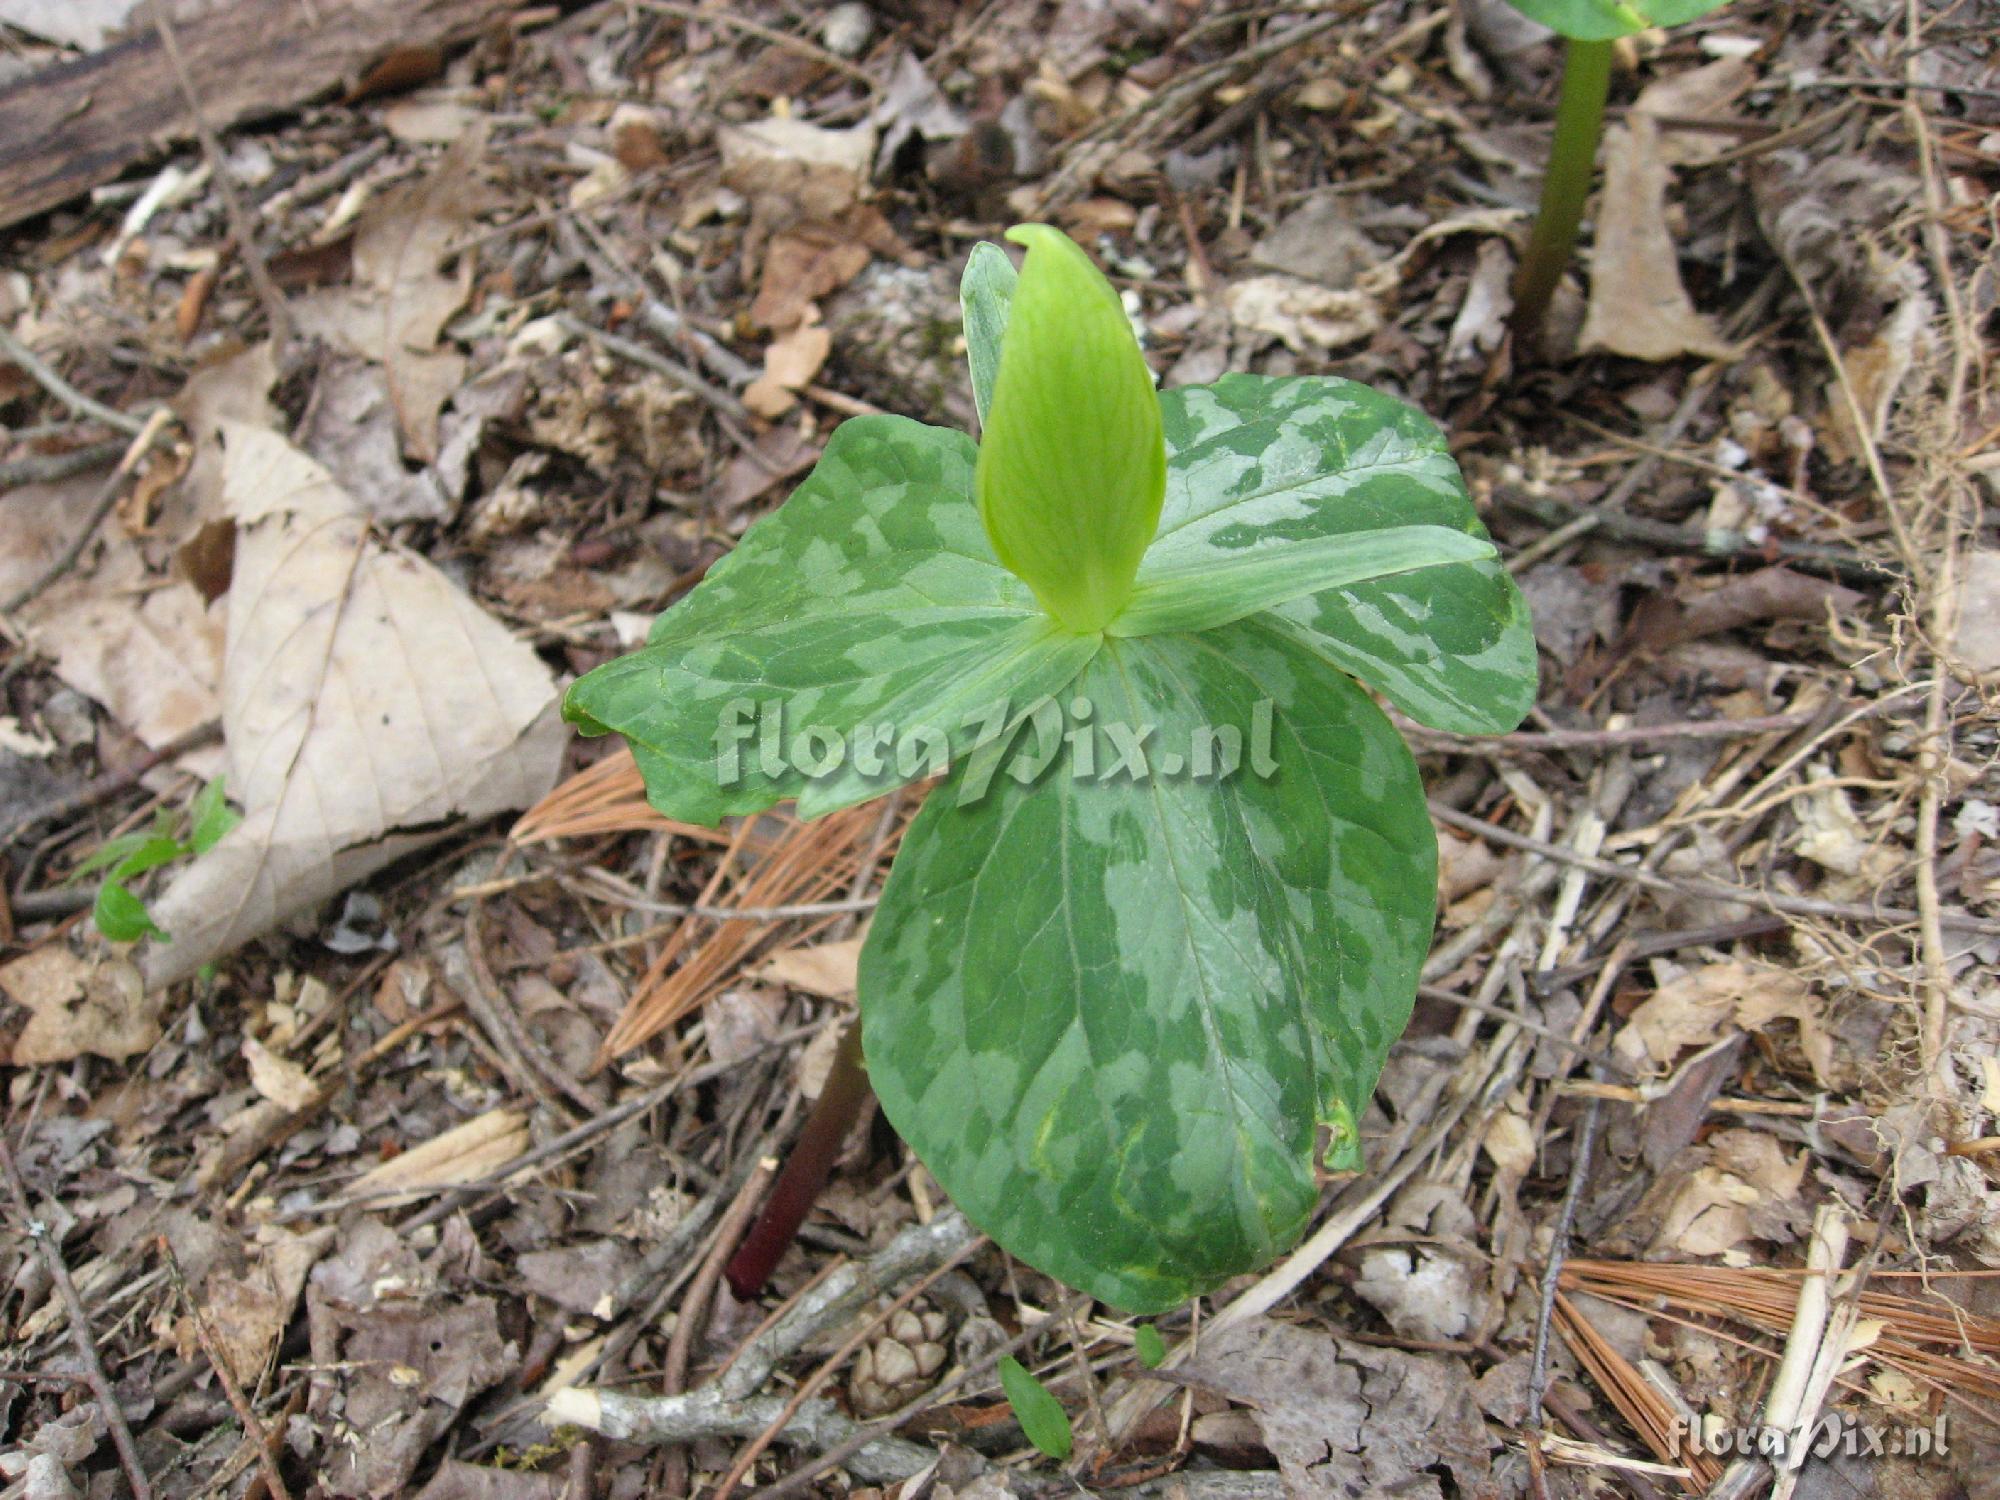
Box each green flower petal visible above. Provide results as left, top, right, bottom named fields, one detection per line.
left=974, top=225, right=1165, bottom=634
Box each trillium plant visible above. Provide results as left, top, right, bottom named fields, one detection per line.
left=567, top=225, right=1536, bottom=1312
left=1506, top=0, right=1731, bottom=342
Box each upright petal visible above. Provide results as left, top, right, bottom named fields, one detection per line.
left=974, top=225, right=1165, bottom=634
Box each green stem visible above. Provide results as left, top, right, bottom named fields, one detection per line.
left=1510, top=36, right=1614, bottom=351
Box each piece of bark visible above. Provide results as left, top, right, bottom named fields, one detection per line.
left=0, top=0, right=530, bottom=232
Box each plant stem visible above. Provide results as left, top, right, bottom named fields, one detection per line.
left=725, top=1019, right=873, bottom=1300
left=1510, top=36, right=1614, bottom=350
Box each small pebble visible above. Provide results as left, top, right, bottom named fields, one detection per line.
left=821, top=3, right=874, bottom=58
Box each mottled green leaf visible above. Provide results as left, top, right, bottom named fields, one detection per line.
left=95, top=882, right=166, bottom=944
left=1156, top=374, right=1536, bottom=734
left=564, top=414, right=1100, bottom=824
left=961, top=241, right=1017, bottom=430
left=976, top=225, right=1164, bottom=633
left=1502, top=0, right=1728, bottom=39
left=861, top=618, right=1436, bottom=1312
left=1111, top=525, right=1496, bottom=638
left=999, top=1357, right=1074, bottom=1460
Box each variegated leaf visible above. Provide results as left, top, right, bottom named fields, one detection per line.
left=1153, top=374, right=1536, bottom=734
left=1501, top=0, right=1729, bottom=40
left=861, top=618, right=1436, bottom=1312
left=563, top=414, right=1099, bottom=824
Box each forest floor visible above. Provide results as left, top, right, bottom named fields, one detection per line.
left=0, top=0, right=1997, bottom=1496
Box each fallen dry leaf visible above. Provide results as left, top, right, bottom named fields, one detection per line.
left=1, top=947, right=157, bottom=1065
left=0, top=0, right=139, bottom=48
left=200, top=1224, right=332, bottom=1384
left=347, top=1108, right=529, bottom=1205
left=242, top=1035, right=319, bottom=1111
left=299, top=358, right=454, bottom=523
left=140, top=425, right=564, bottom=987
left=743, top=320, right=833, bottom=419
left=22, top=543, right=223, bottom=762
left=719, top=116, right=875, bottom=227
left=292, top=132, right=486, bottom=463
left=1579, top=115, right=1736, bottom=362
left=750, top=222, right=875, bottom=331
left=1635, top=58, right=1755, bottom=168
left=1225, top=274, right=1381, bottom=353
left=1182, top=1317, right=1494, bottom=1499
left=757, top=935, right=863, bottom=999
left=1950, top=551, right=2000, bottom=679
left=1615, top=961, right=1838, bottom=1087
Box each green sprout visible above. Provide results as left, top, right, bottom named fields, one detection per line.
left=566, top=225, right=1536, bottom=1312
left=70, top=776, right=240, bottom=943
left=1506, top=0, right=1731, bottom=345
left=999, top=1355, right=1074, bottom=1461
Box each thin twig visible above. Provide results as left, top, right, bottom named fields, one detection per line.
left=153, top=9, right=292, bottom=344
left=1404, top=709, right=1826, bottom=755
left=659, top=1157, right=778, bottom=1493
left=636, top=0, right=880, bottom=90
left=0, top=325, right=151, bottom=436
left=710, top=1236, right=984, bottom=1499
left=0, top=439, right=126, bottom=489
left=1526, top=1092, right=1605, bottom=1435
left=558, top=312, right=752, bottom=424
left=752, top=1294, right=1097, bottom=1500
left=2, top=406, right=174, bottom=616
left=157, top=1235, right=295, bottom=1500
left=1428, top=800, right=2000, bottom=936
left=0, top=1133, right=152, bottom=1500
left=1, top=719, right=222, bottom=851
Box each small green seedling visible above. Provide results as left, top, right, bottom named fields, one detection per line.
left=1504, top=0, right=1730, bottom=343
left=567, top=225, right=1535, bottom=1311
left=71, top=777, right=239, bottom=943
left=1133, top=1323, right=1167, bottom=1369
left=998, top=1355, right=1074, bottom=1461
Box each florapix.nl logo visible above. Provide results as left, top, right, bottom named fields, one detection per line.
left=713, top=694, right=1281, bottom=805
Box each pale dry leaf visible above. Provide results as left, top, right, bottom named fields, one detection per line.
left=291, top=132, right=486, bottom=463
left=1353, top=1246, right=1477, bottom=1342
left=347, top=1109, right=529, bottom=1205
left=166, top=339, right=281, bottom=545
left=201, top=1224, right=332, bottom=1384
left=743, top=321, right=834, bottom=419
left=0, top=0, right=140, bottom=48
left=1579, top=116, right=1736, bottom=363
left=1791, top=777, right=1901, bottom=898
left=383, top=96, right=483, bottom=145
left=1952, top=550, right=2000, bottom=679
left=1, top=948, right=158, bottom=1065
left=1634, top=58, right=1755, bottom=168
left=872, top=49, right=968, bottom=174
left=22, top=543, right=223, bottom=765
left=1444, top=238, right=1515, bottom=368
left=299, top=359, right=454, bottom=523
left=1182, top=1317, right=1493, bottom=1500
left=757, top=935, right=864, bottom=999
left=1653, top=1163, right=1760, bottom=1258
left=242, top=1035, right=319, bottom=1111
left=1225, top=274, right=1381, bottom=353
left=1615, top=962, right=1838, bottom=1087
left=718, top=117, right=876, bottom=226
left=140, top=426, right=564, bottom=986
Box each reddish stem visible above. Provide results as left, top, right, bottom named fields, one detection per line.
left=724, top=1019, right=872, bottom=1300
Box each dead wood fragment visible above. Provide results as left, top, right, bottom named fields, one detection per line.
left=0, top=0, right=539, bottom=231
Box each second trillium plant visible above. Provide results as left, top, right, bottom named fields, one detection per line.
left=567, top=225, right=1536, bottom=1312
